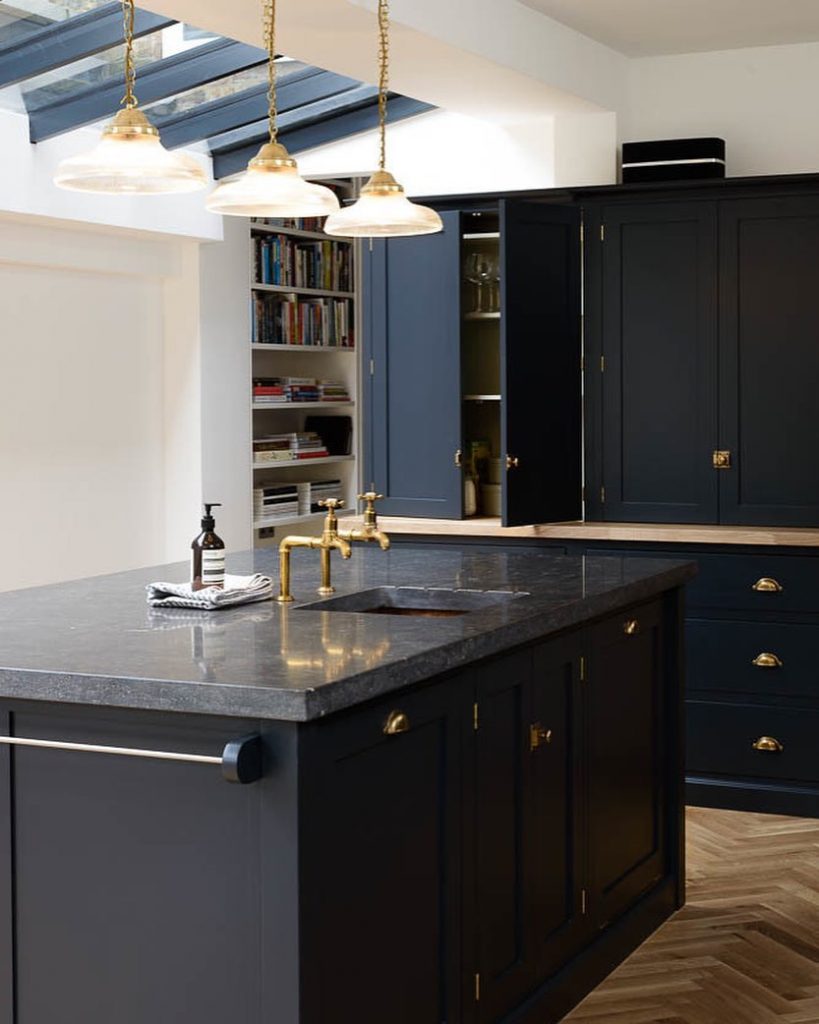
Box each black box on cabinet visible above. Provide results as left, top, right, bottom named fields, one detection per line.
left=621, top=138, right=726, bottom=183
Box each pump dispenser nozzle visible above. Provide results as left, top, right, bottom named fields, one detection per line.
left=201, top=503, right=222, bottom=530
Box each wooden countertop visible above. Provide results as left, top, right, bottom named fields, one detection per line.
left=358, top=516, right=819, bottom=548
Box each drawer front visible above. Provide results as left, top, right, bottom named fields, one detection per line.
left=593, top=547, right=819, bottom=614
left=687, top=701, right=819, bottom=784
left=687, top=619, right=819, bottom=700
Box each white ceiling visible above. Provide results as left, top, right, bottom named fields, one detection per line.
left=517, top=0, right=819, bottom=56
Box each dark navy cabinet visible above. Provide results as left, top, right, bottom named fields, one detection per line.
left=363, top=201, right=581, bottom=526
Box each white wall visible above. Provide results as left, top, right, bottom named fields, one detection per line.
left=0, top=217, right=202, bottom=591
left=625, top=41, right=819, bottom=176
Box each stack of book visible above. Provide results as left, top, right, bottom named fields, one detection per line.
left=309, top=479, right=343, bottom=513
left=283, top=377, right=320, bottom=403
left=252, top=378, right=287, bottom=404
left=253, top=432, right=329, bottom=463
left=317, top=380, right=350, bottom=402
left=253, top=484, right=299, bottom=521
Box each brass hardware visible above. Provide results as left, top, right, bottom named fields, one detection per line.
left=600, top=224, right=605, bottom=242
left=383, top=710, right=410, bottom=735
left=752, top=652, right=783, bottom=669
left=752, top=577, right=783, bottom=593
left=600, top=355, right=605, bottom=372
left=581, top=888, right=588, bottom=915
left=506, top=454, right=520, bottom=470
left=580, top=655, right=586, bottom=682
left=712, top=450, right=732, bottom=469
left=454, top=448, right=463, bottom=468
left=277, top=499, right=352, bottom=602
left=624, top=619, right=640, bottom=636
left=474, top=973, right=481, bottom=1003
left=473, top=702, right=479, bottom=732
left=600, top=485, right=606, bottom=504
left=752, top=735, right=784, bottom=753
left=338, top=493, right=391, bottom=552
left=529, top=722, right=552, bottom=752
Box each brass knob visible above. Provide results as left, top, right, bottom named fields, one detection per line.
left=506, top=454, right=520, bottom=470
left=318, top=498, right=345, bottom=510
left=454, top=449, right=463, bottom=468
left=752, top=735, right=784, bottom=753
left=383, top=711, right=410, bottom=736
left=752, top=652, right=783, bottom=668
left=712, top=450, right=732, bottom=469
left=623, top=619, right=640, bottom=636
left=752, top=577, right=783, bottom=593
left=529, top=723, right=552, bottom=752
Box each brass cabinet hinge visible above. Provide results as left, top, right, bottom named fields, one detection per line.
left=369, top=358, right=375, bottom=376
left=580, top=655, right=586, bottom=682
left=600, top=224, right=605, bottom=242
left=474, top=972, right=481, bottom=1002
left=600, top=486, right=606, bottom=504
left=473, top=702, right=479, bottom=732
left=581, top=888, right=588, bottom=915
left=580, top=222, right=585, bottom=244
left=600, top=355, right=605, bottom=372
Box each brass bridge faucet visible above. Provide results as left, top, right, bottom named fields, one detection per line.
left=277, top=499, right=352, bottom=603
left=277, top=494, right=391, bottom=603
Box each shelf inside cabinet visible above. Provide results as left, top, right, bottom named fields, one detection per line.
left=463, top=232, right=500, bottom=241
left=464, top=311, right=500, bottom=321
left=252, top=283, right=355, bottom=300
left=463, top=394, right=501, bottom=402
left=252, top=343, right=356, bottom=354
left=251, top=224, right=351, bottom=243
left=253, top=455, right=354, bottom=471
left=253, top=508, right=355, bottom=532
left=252, top=402, right=355, bottom=411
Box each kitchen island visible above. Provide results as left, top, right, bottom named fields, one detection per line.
left=0, top=545, right=694, bottom=1024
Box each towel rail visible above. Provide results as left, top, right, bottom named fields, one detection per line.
left=0, top=732, right=263, bottom=784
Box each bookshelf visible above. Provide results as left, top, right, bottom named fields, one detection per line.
left=249, top=196, right=360, bottom=547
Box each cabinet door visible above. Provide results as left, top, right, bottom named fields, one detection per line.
left=587, top=601, right=666, bottom=927
left=300, top=681, right=463, bottom=1024
left=597, top=202, right=718, bottom=523
left=0, top=706, right=264, bottom=1024
left=364, top=210, right=463, bottom=517
left=718, top=196, right=819, bottom=525
left=500, top=201, right=582, bottom=526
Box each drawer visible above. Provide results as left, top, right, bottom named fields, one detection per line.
left=593, top=547, right=819, bottom=614
left=687, top=701, right=819, bottom=784
left=687, top=619, right=819, bottom=700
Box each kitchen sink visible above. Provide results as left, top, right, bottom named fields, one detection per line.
left=297, top=586, right=529, bottom=617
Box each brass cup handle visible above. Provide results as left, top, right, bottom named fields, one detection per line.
left=454, top=449, right=463, bottom=468
left=752, top=652, right=783, bottom=669
left=752, top=735, right=784, bottom=753
left=383, top=711, right=410, bottom=736
left=529, top=723, right=552, bottom=752
left=752, top=577, right=783, bottom=593
left=623, top=619, right=640, bottom=636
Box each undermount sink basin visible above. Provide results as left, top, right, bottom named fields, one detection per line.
left=298, top=586, right=529, bottom=618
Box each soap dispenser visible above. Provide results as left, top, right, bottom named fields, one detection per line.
left=191, top=503, right=225, bottom=591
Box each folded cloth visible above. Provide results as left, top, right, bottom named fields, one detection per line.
left=146, top=573, right=274, bottom=610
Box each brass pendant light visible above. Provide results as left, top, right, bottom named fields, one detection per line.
left=324, top=0, right=442, bottom=238
left=206, top=0, right=340, bottom=217
left=54, top=0, right=207, bottom=195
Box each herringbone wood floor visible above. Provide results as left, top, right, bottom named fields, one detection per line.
left=563, top=808, right=819, bottom=1023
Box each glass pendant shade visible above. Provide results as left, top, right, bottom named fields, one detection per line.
left=54, top=108, right=208, bottom=195
left=206, top=142, right=340, bottom=217
left=324, top=170, right=443, bottom=237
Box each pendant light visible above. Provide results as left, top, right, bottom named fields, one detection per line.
left=206, top=0, right=339, bottom=217
left=324, top=0, right=442, bottom=238
left=54, top=0, right=207, bottom=195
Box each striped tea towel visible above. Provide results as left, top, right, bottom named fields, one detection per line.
left=146, top=573, right=274, bottom=610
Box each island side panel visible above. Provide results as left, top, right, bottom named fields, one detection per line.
left=0, top=702, right=269, bottom=1024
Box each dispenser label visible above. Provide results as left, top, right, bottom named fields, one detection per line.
left=201, top=550, right=225, bottom=588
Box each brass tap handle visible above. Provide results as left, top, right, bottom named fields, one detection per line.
left=529, top=723, right=552, bottom=752
left=752, top=735, right=784, bottom=753
left=357, top=491, right=383, bottom=528
left=752, top=577, right=783, bottom=593
left=752, top=652, right=783, bottom=668
left=358, top=492, right=384, bottom=503
left=318, top=499, right=345, bottom=511
left=383, top=711, right=410, bottom=735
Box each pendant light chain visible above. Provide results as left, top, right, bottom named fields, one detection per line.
left=121, top=0, right=137, bottom=109
left=265, top=0, right=278, bottom=143
left=377, top=0, right=389, bottom=170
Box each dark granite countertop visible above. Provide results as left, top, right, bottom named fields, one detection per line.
left=0, top=546, right=695, bottom=722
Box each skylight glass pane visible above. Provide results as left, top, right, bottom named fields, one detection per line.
left=0, top=0, right=109, bottom=48
left=19, top=21, right=218, bottom=112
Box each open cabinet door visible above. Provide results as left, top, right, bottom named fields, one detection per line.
left=364, top=210, right=463, bottom=518
left=500, top=201, right=581, bottom=526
